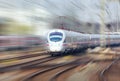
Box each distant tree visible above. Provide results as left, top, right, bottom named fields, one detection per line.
left=0, top=24, right=6, bottom=35
left=7, top=22, right=34, bottom=35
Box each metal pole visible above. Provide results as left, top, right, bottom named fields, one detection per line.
left=116, top=2, right=119, bottom=32
left=100, top=0, right=106, bottom=47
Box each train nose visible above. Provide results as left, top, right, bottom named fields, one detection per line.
left=49, top=43, right=62, bottom=52
left=50, top=47, right=61, bottom=52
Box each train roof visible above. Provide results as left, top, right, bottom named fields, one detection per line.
left=48, top=29, right=83, bottom=36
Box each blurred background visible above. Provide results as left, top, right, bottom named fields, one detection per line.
left=0, top=0, right=120, bottom=36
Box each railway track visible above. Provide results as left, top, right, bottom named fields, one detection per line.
left=0, top=47, right=47, bottom=60
left=0, top=46, right=45, bottom=54
left=49, top=64, right=81, bottom=81
left=100, top=57, right=120, bottom=81
left=0, top=51, right=48, bottom=63
left=0, top=56, right=58, bottom=72
left=20, top=56, right=92, bottom=81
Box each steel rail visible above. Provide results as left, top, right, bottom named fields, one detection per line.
left=99, top=57, right=120, bottom=81
left=0, top=56, right=57, bottom=72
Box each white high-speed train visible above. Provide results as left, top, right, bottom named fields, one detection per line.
left=47, top=29, right=120, bottom=56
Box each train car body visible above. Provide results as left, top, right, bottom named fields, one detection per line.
left=47, top=29, right=120, bottom=56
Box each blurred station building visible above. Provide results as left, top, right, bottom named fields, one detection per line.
left=51, top=16, right=120, bottom=34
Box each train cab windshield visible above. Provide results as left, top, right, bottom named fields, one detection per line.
left=49, top=32, right=63, bottom=42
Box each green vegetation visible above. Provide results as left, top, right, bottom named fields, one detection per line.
left=0, top=21, right=34, bottom=35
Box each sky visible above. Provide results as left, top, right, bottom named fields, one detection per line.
left=0, top=0, right=120, bottom=35
left=0, top=0, right=120, bottom=23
